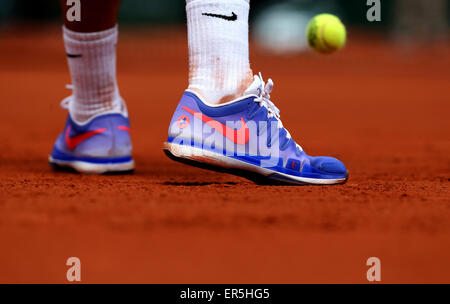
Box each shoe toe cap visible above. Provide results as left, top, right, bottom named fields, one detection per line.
left=309, top=156, right=347, bottom=175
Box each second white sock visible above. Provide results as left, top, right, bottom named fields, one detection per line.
left=63, top=25, right=126, bottom=123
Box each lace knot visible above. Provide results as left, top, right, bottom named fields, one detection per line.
left=254, top=73, right=280, bottom=119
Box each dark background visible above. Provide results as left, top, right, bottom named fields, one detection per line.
left=0, top=0, right=436, bottom=27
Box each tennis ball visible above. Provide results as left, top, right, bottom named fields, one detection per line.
left=306, top=14, right=346, bottom=54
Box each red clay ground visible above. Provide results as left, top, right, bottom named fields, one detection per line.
left=0, top=27, right=449, bottom=283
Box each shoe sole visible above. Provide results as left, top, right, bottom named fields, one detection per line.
left=49, top=156, right=135, bottom=174
left=163, top=142, right=347, bottom=185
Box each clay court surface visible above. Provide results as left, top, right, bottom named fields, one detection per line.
left=0, top=27, right=449, bottom=283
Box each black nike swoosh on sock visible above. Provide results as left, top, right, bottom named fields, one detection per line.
left=202, top=12, right=237, bottom=21
left=67, top=53, right=82, bottom=58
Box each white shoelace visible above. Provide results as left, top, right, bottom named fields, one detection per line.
left=60, top=84, right=74, bottom=110
left=254, top=73, right=280, bottom=119
left=254, top=73, right=303, bottom=152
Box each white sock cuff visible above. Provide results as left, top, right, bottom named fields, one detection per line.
left=63, top=25, right=118, bottom=42
left=186, top=0, right=250, bottom=24
left=63, top=25, right=118, bottom=57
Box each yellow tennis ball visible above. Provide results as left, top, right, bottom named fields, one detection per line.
left=306, top=14, right=346, bottom=54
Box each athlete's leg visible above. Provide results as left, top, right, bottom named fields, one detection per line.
left=59, top=0, right=120, bottom=32
left=49, top=0, right=134, bottom=174
left=186, top=0, right=253, bottom=104
left=59, top=0, right=125, bottom=123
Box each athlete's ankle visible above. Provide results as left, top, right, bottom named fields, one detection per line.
left=188, top=70, right=254, bottom=104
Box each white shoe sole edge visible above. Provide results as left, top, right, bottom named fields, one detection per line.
left=164, top=142, right=347, bottom=185
left=49, top=156, right=135, bottom=174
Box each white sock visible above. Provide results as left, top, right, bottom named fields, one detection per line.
left=186, top=0, right=253, bottom=104
left=63, top=25, right=126, bottom=123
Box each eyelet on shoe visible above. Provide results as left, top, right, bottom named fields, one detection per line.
left=280, top=138, right=291, bottom=151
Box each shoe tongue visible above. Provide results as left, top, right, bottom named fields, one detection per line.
left=244, top=75, right=263, bottom=96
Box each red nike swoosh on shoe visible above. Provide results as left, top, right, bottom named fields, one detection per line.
left=181, top=106, right=249, bottom=145
left=65, top=126, right=107, bottom=150
left=117, top=126, right=130, bottom=133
